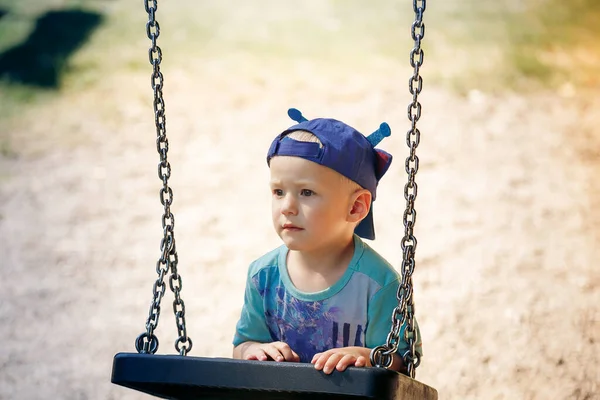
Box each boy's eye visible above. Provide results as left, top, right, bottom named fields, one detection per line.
left=273, top=189, right=284, bottom=196
left=300, top=189, right=314, bottom=196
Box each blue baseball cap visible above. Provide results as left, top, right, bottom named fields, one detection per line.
left=266, top=108, right=393, bottom=240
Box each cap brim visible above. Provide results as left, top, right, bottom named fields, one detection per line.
left=355, top=205, right=375, bottom=240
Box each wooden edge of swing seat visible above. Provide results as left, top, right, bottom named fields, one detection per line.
left=111, top=352, right=438, bottom=400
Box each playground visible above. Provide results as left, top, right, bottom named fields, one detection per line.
left=0, top=1, right=598, bottom=399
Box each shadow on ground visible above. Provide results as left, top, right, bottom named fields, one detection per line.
left=0, top=9, right=102, bottom=88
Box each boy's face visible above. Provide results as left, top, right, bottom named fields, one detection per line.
left=269, top=156, right=355, bottom=251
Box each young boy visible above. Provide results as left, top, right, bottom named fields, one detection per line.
left=232, top=109, right=422, bottom=375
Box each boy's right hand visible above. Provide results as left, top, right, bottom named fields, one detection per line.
left=242, top=341, right=300, bottom=362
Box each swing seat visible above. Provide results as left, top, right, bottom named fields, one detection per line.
left=111, top=353, right=438, bottom=400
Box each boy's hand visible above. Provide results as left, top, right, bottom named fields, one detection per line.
left=311, top=347, right=371, bottom=374
left=242, top=341, right=300, bottom=362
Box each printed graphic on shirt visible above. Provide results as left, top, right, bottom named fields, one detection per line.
left=256, top=277, right=368, bottom=362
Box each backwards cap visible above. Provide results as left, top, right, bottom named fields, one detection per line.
left=267, top=108, right=393, bottom=240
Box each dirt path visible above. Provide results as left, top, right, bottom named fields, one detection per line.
left=0, top=56, right=598, bottom=399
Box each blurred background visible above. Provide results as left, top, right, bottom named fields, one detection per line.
left=0, top=0, right=598, bottom=399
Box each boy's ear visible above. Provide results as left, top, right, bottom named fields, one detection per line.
left=348, top=189, right=372, bottom=223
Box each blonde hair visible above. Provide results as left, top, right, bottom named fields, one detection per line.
left=286, top=130, right=323, bottom=146
left=284, top=130, right=362, bottom=192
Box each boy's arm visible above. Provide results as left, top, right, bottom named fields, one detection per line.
left=233, top=270, right=272, bottom=348
left=234, top=341, right=300, bottom=362
left=233, top=268, right=300, bottom=362
left=233, top=341, right=260, bottom=359
left=366, top=280, right=422, bottom=365
left=390, top=353, right=408, bottom=373
left=311, top=346, right=407, bottom=374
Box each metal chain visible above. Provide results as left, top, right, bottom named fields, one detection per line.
left=370, top=0, right=425, bottom=379
left=135, top=0, right=193, bottom=357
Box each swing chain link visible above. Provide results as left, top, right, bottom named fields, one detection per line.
left=370, top=0, right=425, bottom=379
left=135, top=0, right=193, bottom=357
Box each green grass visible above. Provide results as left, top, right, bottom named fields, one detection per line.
left=0, top=0, right=598, bottom=121
left=429, top=0, right=600, bottom=91
left=507, top=0, right=600, bottom=88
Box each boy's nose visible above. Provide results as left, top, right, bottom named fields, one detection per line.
left=281, top=195, right=298, bottom=215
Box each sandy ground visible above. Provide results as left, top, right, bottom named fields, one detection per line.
left=0, top=29, right=599, bottom=400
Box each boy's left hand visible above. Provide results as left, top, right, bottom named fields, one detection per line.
left=311, top=347, right=371, bottom=374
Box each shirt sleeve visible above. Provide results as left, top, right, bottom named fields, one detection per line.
left=233, top=272, right=273, bottom=347
left=366, top=280, right=423, bottom=356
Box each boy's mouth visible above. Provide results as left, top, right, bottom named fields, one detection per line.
left=282, top=223, right=303, bottom=231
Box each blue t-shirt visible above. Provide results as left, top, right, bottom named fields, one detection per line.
left=233, top=235, right=423, bottom=363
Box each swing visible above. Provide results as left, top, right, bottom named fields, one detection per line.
left=111, top=1, right=437, bottom=399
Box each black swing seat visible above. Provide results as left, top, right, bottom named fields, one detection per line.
left=111, top=353, right=438, bottom=400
